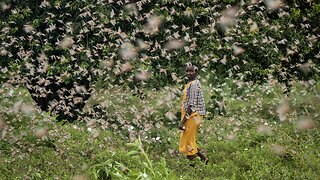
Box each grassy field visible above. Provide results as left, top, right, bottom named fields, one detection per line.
left=0, top=80, right=319, bottom=179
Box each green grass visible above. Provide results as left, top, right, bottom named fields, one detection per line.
left=0, top=81, right=319, bottom=179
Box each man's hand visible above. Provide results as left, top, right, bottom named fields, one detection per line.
left=178, top=116, right=188, bottom=130
left=178, top=123, right=185, bottom=130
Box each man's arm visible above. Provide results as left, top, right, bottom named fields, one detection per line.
left=178, top=105, right=192, bottom=130
left=179, top=81, right=198, bottom=130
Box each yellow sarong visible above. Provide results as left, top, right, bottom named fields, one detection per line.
left=179, top=81, right=203, bottom=156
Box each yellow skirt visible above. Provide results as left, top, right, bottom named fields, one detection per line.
left=179, top=114, right=203, bottom=156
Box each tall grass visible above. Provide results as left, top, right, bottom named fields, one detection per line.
left=0, top=80, right=319, bottom=179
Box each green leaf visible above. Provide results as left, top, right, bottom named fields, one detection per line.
left=126, top=150, right=140, bottom=156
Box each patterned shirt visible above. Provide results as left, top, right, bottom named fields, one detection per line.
left=184, top=79, right=206, bottom=116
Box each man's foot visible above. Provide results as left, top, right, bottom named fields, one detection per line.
left=187, top=155, right=196, bottom=160
left=203, top=157, right=209, bottom=165
left=196, top=149, right=208, bottom=164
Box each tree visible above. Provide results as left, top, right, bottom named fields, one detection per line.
left=1, top=0, right=319, bottom=121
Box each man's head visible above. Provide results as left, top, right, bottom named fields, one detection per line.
left=185, top=62, right=198, bottom=81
